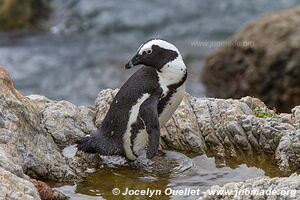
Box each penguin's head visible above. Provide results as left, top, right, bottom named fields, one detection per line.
left=125, top=39, right=182, bottom=71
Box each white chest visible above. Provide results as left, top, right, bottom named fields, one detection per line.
left=158, top=84, right=185, bottom=126
left=156, top=59, right=187, bottom=126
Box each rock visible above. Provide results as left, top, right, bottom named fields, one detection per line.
left=94, top=88, right=119, bottom=127
left=0, top=0, right=50, bottom=31
left=291, top=106, right=300, bottom=123
left=201, top=174, right=300, bottom=200
left=0, top=66, right=80, bottom=182
left=1, top=66, right=300, bottom=199
left=32, top=180, right=68, bottom=200
left=201, top=7, right=300, bottom=112
left=276, top=130, right=300, bottom=174
left=0, top=166, right=41, bottom=200
left=92, top=88, right=300, bottom=175
left=40, top=99, right=96, bottom=148
left=161, top=94, right=207, bottom=153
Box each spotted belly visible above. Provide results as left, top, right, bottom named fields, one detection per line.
left=158, top=84, right=185, bottom=126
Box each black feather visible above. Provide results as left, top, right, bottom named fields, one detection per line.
left=76, top=129, right=124, bottom=156
left=76, top=136, right=97, bottom=153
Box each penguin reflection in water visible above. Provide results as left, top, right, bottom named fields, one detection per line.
left=77, top=39, right=187, bottom=161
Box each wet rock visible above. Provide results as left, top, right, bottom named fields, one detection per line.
left=0, top=0, right=50, bottom=31
left=32, top=180, right=68, bottom=200
left=201, top=7, right=300, bottom=112
left=201, top=174, right=300, bottom=200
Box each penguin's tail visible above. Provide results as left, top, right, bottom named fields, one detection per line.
left=76, top=134, right=98, bottom=154
left=76, top=130, right=119, bottom=156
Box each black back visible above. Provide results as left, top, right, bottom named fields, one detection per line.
left=100, top=66, right=161, bottom=140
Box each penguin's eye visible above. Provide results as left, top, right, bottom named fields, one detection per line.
left=145, top=49, right=152, bottom=54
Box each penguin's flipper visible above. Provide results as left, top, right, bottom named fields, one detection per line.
left=139, top=94, right=160, bottom=159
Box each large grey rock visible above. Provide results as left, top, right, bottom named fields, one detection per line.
left=40, top=100, right=96, bottom=148
left=0, top=67, right=78, bottom=182
left=201, top=7, right=300, bottom=112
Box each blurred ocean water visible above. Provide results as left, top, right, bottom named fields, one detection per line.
left=0, top=0, right=299, bottom=105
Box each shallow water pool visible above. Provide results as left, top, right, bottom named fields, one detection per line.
left=51, top=150, right=282, bottom=200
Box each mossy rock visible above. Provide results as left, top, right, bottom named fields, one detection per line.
left=253, top=107, right=279, bottom=119
left=0, top=0, right=50, bottom=31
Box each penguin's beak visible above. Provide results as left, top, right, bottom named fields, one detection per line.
left=125, top=54, right=141, bottom=69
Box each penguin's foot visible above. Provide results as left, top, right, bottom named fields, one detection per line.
left=156, top=150, right=166, bottom=157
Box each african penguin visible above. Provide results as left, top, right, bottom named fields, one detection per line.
left=77, top=39, right=187, bottom=161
